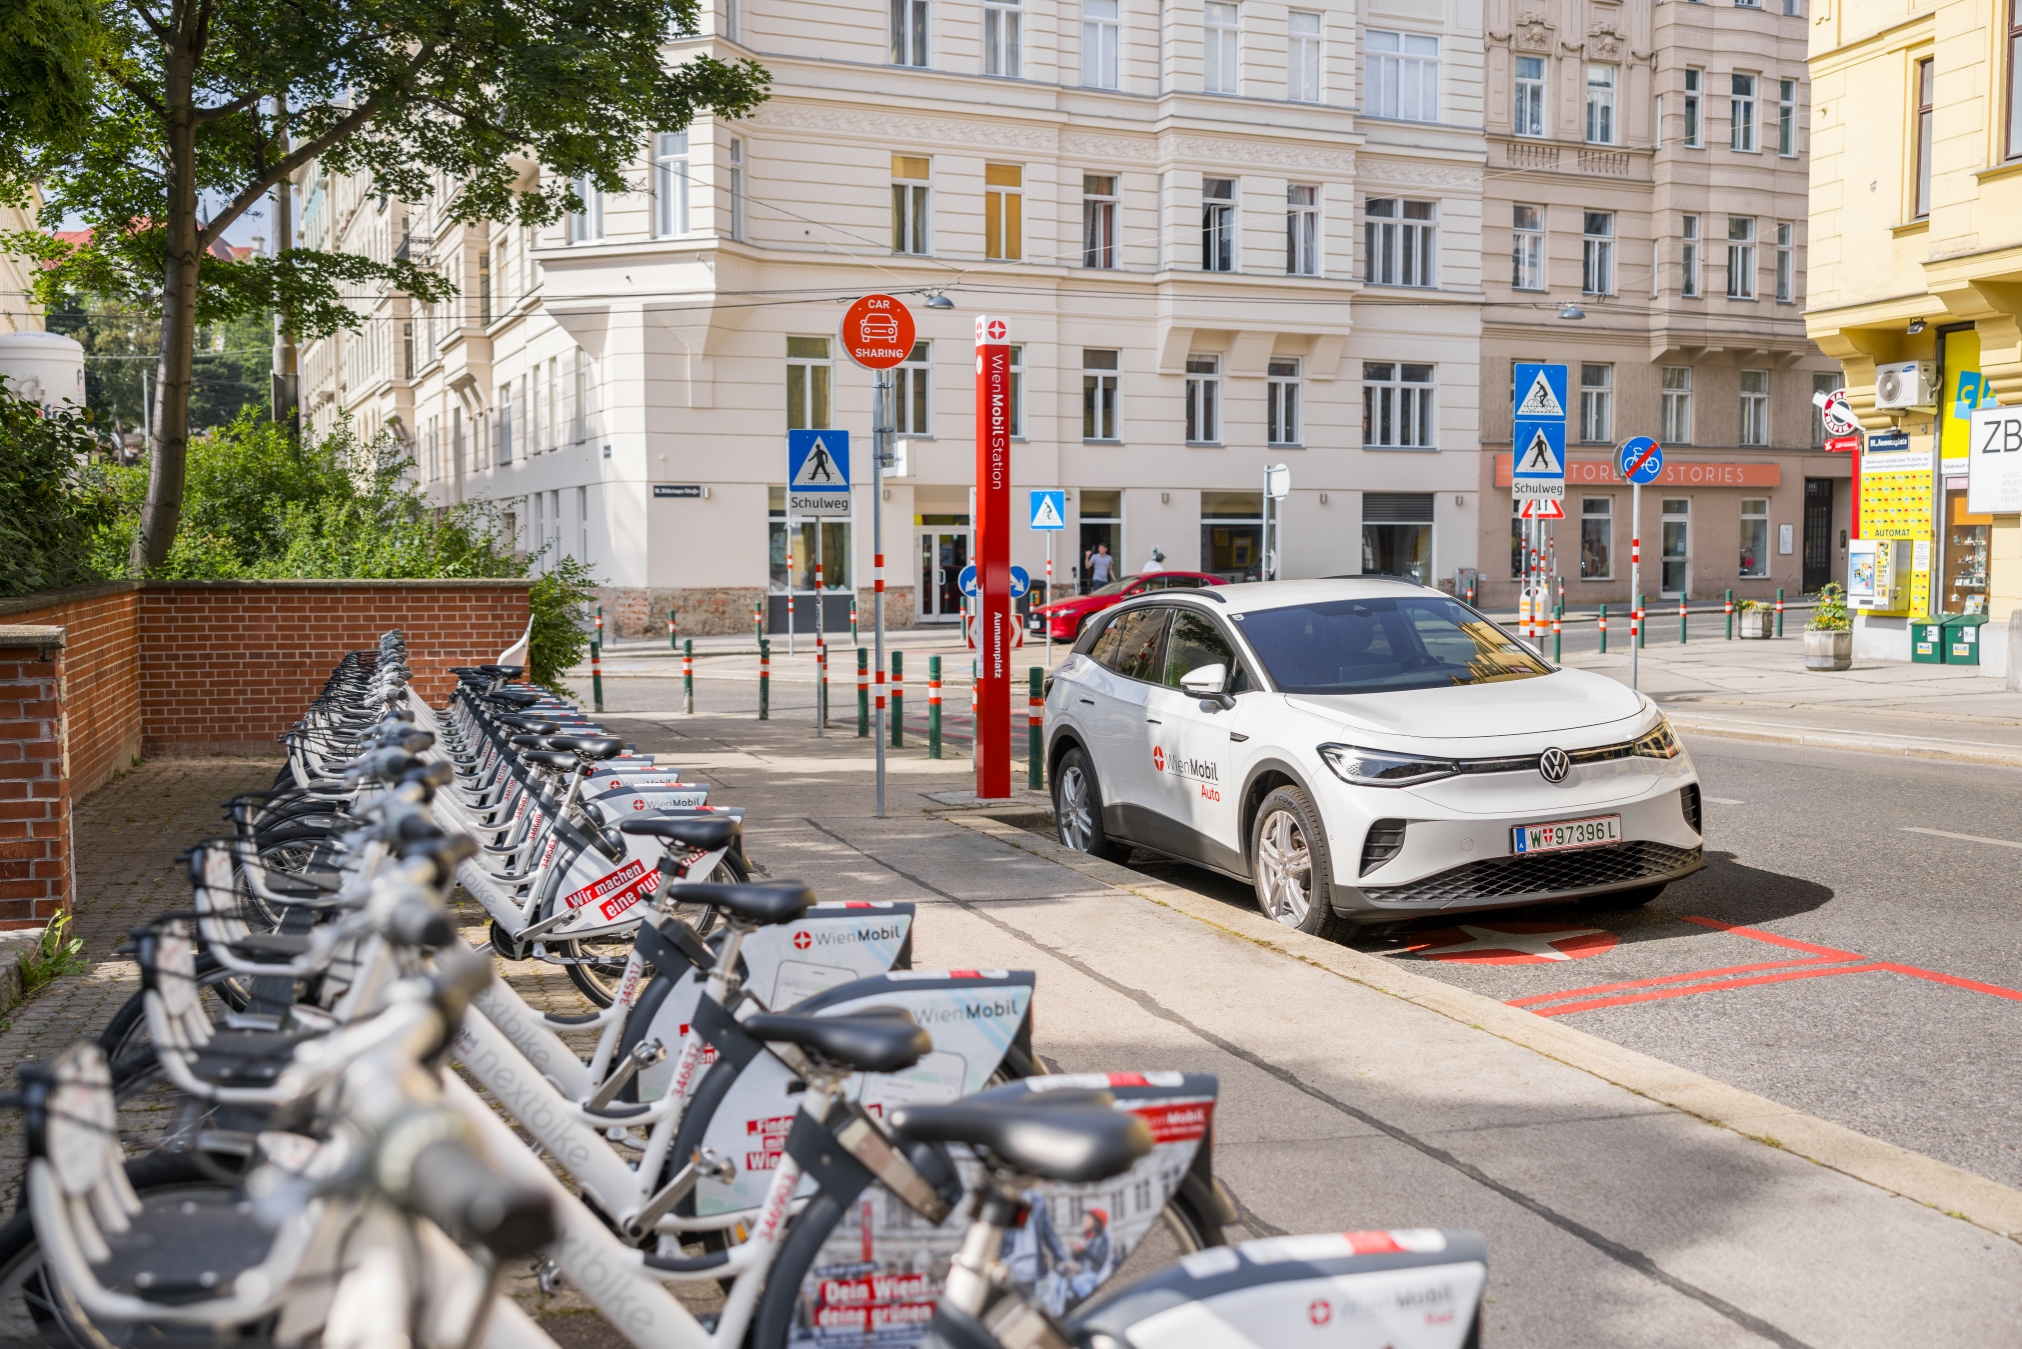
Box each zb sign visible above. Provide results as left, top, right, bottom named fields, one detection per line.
left=1969, top=405, right=2022, bottom=514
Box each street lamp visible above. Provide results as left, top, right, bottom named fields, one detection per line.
left=925, top=293, right=955, bottom=309
left=1558, top=302, right=1586, bottom=321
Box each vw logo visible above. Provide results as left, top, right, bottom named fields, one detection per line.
left=1538, top=747, right=1572, bottom=784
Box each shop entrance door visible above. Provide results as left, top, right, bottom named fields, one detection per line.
left=918, top=531, right=970, bottom=622
left=1660, top=498, right=1690, bottom=597
left=1803, top=478, right=1835, bottom=592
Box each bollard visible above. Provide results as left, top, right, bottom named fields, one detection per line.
left=851, top=596, right=860, bottom=644
left=1028, top=667, right=1044, bottom=791
left=752, top=600, right=763, bottom=646
left=927, top=656, right=943, bottom=760
left=1598, top=603, right=1608, bottom=654
left=591, top=606, right=605, bottom=714
left=1552, top=604, right=1563, bottom=663
left=816, top=641, right=827, bottom=736
left=1724, top=589, right=1734, bottom=640
left=1637, top=594, right=1647, bottom=649
left=857, top=648, right=869, bottom=737
left=758, top=639, right=770, bottom=720
left=1679, top=595, right=1688, bottom=644
left=1631, top=598, right=1642, bottom=648
left=682, top=639, right=694, bottom=715
left=1775, top=587, right=1785, bottom=637
left=891, top=651, right=904, bottom=748
left=668, top=608, right=678, bottom=651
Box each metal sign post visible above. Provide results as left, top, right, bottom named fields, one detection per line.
left=1511, top=363, right=1568, bottom=644
left=1029, top=490, right=1066, bottom=667
left=1617, top=436, right=1665, bottom=690
left=1264, top=463, right=1290, bottom=580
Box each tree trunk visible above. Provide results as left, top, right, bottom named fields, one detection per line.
left=132, top=15, right=204, bottom=573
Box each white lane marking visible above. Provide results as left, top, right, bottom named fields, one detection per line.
left=1421, top=925, right=1608, bottom=961
left=1702, top=796, right=1746, bottom=805
left=1899, top=826, right=2022, bottom=851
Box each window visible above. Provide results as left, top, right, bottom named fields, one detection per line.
left=1656, top=94, right=1665, bottom=149
left=1082, top=174, right=1117, bottom=268
left=1586, top=65, right=1618, bottom=144
left=1368, top=31, right=1439, bottom=121
left=654, top=132, right=690, bottom=237
left=1009, top=344, right=1025, bottom=437
left=985, top=163, right=1023, bottom=260
left=567, top=177, right=602, bottom=243
left=1579, top=363, right=1613, bottom=443
left=1737, top=0, right=1759, bottom=8
left=1784, top=0, right=1799, bottom=12
left=894, top=342, right=932, bottom=435
left=1287, top=185, right=1319, bottom=275
left=1185, top=354, right=1221, bottom=443
left=1775, top=222, right=1794, bottom=302
left=1660, top=498, right=1689, bottom=595
left=1915, top=58, right=1934, bottom=217
left=1202, top=491, right=1266, bottom=582
left=1681, top=214, right=1701, bottom=297
left=1512, top=204, right=1545, bottom=290
left=1202, top=177, right=1236, bottom=271
left=1204, top=2, right=1239, bottom=95
left=1268, top=357, right=1301, bottom=445
left=1514, top=55, right=1546, bottom=137
left=1740, top=498, right=1769, bottom=577
left=1661, top=366, right=1692, bottom=444
left=495, top=382, right=514, bottom=465
left=1731, top=73, right=1757, bottom=151
left=786, top=336, right=831, bottom=430
left=1288, top=11, right=1322, bottom=102
left=1365, top=198, right=1436, bottom=287
left=729, top=139, right=746, bottom=241
left=1082, top=0, right=1120, bottom=88
left=1581, top=498, right=1613, bottom=579
left=1739, top=369, right=1769, bottom=445
left=1083, top=349, right=1119, bottom=440
left=2010, top=0, right=2022, bottom=160
left=1684, top=68, right=1703, bottom=147
left=477, top=249, right=492, bottom=324
left=1726, top=217, right=1755, bottom=298
left=1582, top=211, right=1614, bottom=294
left=1363, top=362, right=1435, bottom=449
left=984, top=0, right=1020, bottom=77
left=892, top=0, right=927, bottom=66
left=1361, top=493, right=1437, bottom=585
left=1778, top=79, right=1797, bottom=156
left=892, top=155, right=930, bottom=254
left=1810, top=371, right=1840, bottom=443
left=543, top=356, right=557, bottom=450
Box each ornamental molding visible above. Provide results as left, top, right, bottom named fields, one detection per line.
left=1355, top=158, right=1484, bottom=190
left=754, top=103, right=1058, bottom=152
left=1162, top=135, right=1359, bottom=172
left=1058, top=131, right=1159, bottom=161
left=1587, top=21, right=1627, bottom=59
left=1513, top=11, right=1555, bottom=51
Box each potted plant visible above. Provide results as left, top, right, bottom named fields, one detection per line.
left=1736, top=598, right=1774, bottom=639
left=1804, top=582, right=1852, bottom=671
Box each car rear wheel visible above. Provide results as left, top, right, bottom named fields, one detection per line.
left=1054, top=748, right=1127, bottom=862
left=1250, top=786, right=1342, bottom=940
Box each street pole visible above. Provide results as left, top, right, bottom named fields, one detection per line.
left=873, top=368, right=891, bottom=819
left=786, top=515, right=796, bottom=657
left=813, top=544, right=824, bottom=738
left=1629, top=481, right=1641, bottom=689
left=1044, top=533, right=1053, bottom=667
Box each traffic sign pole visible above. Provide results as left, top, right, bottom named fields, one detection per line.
left=1630, top=481, right=1639, bottom=688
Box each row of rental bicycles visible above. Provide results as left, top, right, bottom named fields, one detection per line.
left=0, top=631, right=1488, bottom=1349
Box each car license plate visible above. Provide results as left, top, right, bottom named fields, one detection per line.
left=1512, top=814, right=1622, bottom=855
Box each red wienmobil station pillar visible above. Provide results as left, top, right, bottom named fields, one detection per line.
left=974, top=315, right=1012, bottom=799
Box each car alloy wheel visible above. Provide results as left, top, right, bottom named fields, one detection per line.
left=1256, top=808, right=1314, bottom=927
left=1057, top=763, right=1096, bottom=851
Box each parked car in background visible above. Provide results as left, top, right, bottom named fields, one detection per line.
left=1028, top=572, right=1226, bottom=642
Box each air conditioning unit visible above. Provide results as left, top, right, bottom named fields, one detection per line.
left=1873, top=361, right=1937, bottom=410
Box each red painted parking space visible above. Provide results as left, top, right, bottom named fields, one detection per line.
left=1407, top=922, right=1619, bottom=965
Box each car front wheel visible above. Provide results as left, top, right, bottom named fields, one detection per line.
left=1054, top=748, right=1127, bottom=862
left=1250, top=786, right=1343, bottom=940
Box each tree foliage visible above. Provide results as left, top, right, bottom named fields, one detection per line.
left=0, top=390, right=121, bottom=598
left=526, top=556, right=598, bottom=699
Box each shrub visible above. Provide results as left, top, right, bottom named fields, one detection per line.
left=527, top=555, right=599, bottom=698
left=1807, top=582, right=1851, bottom=632
left=0, top=391, right=120, bottom=597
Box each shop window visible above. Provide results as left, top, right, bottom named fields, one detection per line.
left=1740, top=497, right=1769, bottom=577
left=770, top=488, right=852, bottom=595
left=1364, top=492, right=1434, bottom=585
left=1079, top=489, right=1121, bottom=592
left=1944, top=488, right=1992, bottom=612
left=1660, top=497, right=1690, bottom=596
left=1581, top=497, right=1612, bottom=579
left=1202, top=490, right=1265, bottom=583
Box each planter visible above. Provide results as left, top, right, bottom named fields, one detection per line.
left=1804, top=628, right=1852, bottom=671
left=1738, top=609, right=1774, bottom=639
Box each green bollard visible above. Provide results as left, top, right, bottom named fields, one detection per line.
left=758, top=639, right=770, bottom=720
left=1028, top=667, right=1044, bottom=791
left=1553, top=603, right=1563, bottom=663
left=669, top=608, right=678, bottom=651
left=1776, top=587, right=1785, bottom=637
left=591, top=606, right=604, bottom=713
left=857, top=647, right=869, bottom=737
left=851, top=596, right=860, bottom=644
left=1598, top=603, right=1608, bottom=654
left=891, top=651, right=905, bottom=748
left=682, top=639, right=694, bottom=715
left=1725, top=588, right=1734, bottom=640
left=1638, top=594, right=1647, bottom=649
left=928, top=656, right=942, bottom=760
left=1679, top=595, right=1688, bottom=644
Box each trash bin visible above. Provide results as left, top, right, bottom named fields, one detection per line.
left=1943, top=613, right=1990, bottom=665
left=1911, top=616, right=1948, bottom=663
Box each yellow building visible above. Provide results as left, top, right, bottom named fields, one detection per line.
left=1807, top=0, right=2019, bottom=673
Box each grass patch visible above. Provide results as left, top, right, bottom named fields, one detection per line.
left=16, top=913, right=89, bottom=1000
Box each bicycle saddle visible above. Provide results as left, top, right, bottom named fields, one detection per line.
left=486, top=690, right=543, bottom=709
left=625, top=815, right=741, bottom=851
left=741, top=1010, right=931, bottom=1074
left=479, top=665, right=525, bottom=678
left=669, top=880, right=812, bottom=926
left=547, top=735, right=625, bottom=760
left=521, top=751, right=580, bottom=770
left=509, top=734, right=553, bottom=749
left=497, top=716, right=561, bottom=734
left=888, top=1097, right=1152, bottom=1184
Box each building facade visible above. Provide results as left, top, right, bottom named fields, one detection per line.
left=1474, top=0, right=1845, bottom=609
left=1806, top=0, right=2020, bottom=663
left=297, top=0, right=1498, bottom=633
left=1, top=194, right=44, bottom=334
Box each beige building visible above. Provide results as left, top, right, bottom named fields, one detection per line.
left=298, top=0, right=1497, bottom=633
left=1, top=193, right=45, bottom=333
left=1475, top=0, right=1843, bottom=609
left=1806, top=0, right=2018, bottom=673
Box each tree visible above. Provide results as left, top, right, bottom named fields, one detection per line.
left=0, top=389, right=119, bottom=598
left=0, top=0, right=768, bottom=571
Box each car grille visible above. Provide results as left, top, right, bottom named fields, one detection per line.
left=1360, top=820, right=1407, bottom=876
left=1362, top=841, right=1702, bottom=906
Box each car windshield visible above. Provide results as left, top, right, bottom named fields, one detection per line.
left=1087, top=575, right=1140, bottom=598
left=1236, top=596, right=1552, bottom=694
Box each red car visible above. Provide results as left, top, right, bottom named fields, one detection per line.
left=1027, top=572, right=1228, bottom=642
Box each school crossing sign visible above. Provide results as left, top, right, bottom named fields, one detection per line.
left=1511, top=363, right=1568, bottom=505
left=786, top=429, right=850, bottom=518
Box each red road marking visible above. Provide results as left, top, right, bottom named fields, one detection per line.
left=1506, top=955, right=1859, bottom=1008
left=1529, top=963, right=1886, bottom=1018
left=1687, top=916, right=2022, bottom=1002
left=1680, top=915, right=1864, bottom=960
left=1868, top=962, right=2022, bottom=1003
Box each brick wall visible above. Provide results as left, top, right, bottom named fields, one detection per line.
left=0, top=628, right=70, bottom=927
left=138, top=581, right=532, bottom=753
left=0, top=583, right=144, bottom=800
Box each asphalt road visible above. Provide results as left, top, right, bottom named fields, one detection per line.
left=1124, top=734, right=2022, bottom=1190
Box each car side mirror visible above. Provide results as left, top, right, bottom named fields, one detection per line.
left=1181, top=664, right=1236, bottom=710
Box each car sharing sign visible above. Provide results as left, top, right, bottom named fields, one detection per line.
left=839, top=294, right=916, bottom=371
left=1511, top=363, right=1567, bottom=503
left=786, top=429, right=850, bottom=518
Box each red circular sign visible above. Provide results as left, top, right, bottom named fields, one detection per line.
left=840, top=295, right=916, bottom=370
left=1407, top=922, right=1618, bottom=965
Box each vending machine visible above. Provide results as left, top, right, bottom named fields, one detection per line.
left=1847, top=538, right=1912, bottom=612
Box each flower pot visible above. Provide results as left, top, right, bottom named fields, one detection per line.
left=1804, top=628, right=1852, bottom=671
left=1738, top=610, right=1774, bottom=639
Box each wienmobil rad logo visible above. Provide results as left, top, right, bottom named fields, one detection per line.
left=791, top=923, right=906, bottom=952
left=915, top=996, right=1023, bottom=1024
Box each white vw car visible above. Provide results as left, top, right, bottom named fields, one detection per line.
left=1044, top=578, right=1704, bottom=937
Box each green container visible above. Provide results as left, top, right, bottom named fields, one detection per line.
left=1911, top=616, right=1948, bottom=664
left=1943, top=613, right=1989, bottom=665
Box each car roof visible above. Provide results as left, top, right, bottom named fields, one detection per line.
left=1111, top=576, right=1443, bottom=617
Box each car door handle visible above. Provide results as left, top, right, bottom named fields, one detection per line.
left=1078, top=698, right=1093, bottom=705
left=1145, top=718, right=1161, bottom=725
left=1229, top=731, right=1250, bottom=742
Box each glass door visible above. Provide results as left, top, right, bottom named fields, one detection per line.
left=917, top=531, right=970, bottom=621
left=1660, top=498, right=1690, bottom=597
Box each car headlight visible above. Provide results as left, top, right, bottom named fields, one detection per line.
left=1631, top=716, right=1681, bottom=760
left=1318, top=743, right=1458, bottom=787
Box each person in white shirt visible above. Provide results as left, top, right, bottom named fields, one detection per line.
left=1141, top=547, right=1166, bottom=575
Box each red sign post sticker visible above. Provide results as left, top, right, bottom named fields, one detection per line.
left=840, top=295, right=917, bottom=370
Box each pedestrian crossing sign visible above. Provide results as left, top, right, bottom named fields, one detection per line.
left=1029, top=490, right=1066, bottom=531
left=787, top=429, right=851, bottom=517
left=1515, top=425, right=1564, bottom=476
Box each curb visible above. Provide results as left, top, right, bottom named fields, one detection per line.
left=939, top=809, right=2022, bottom=1245
left=1666, top=714, right=2022, bottom=769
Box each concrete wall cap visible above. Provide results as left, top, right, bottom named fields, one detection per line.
left=0, top=625, right=67, bottom=647
left=0, top=581, right=142, bottom=619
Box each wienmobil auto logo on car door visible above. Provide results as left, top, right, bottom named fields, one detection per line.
left=1152, top=745, right=1219, bottom=784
